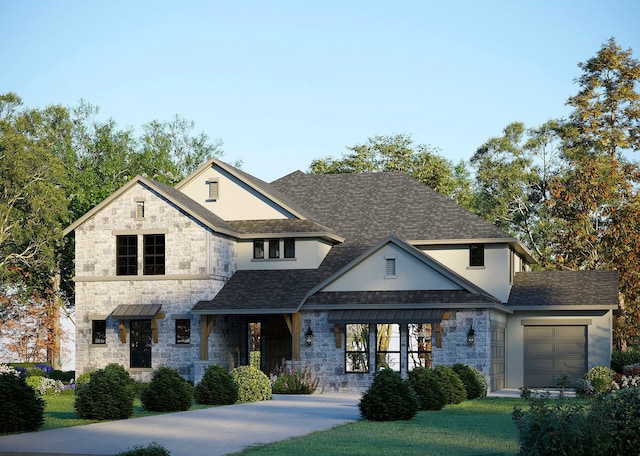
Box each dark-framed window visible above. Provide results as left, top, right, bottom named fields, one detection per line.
left=375, top=324, right=400, bottom=371
left=470, top=244, right=485, bottom=267
left=116, top=235, right=138, bottom=276
left=268, top=240, right=280, bottom=259
left=345, top=324, right=370, bottom=373
left=143, top=234, right=165, bottom=275
left=253, top=240, right=264, bottom=259
left=175, top=319, right=190, bottom=344
left=407, top=323, right=433, bottom=370
left=284, top=239, right=295, bottom=259
left=92, top=320, right=107, bottom=344
left=130, top=319, right=152, bottom=368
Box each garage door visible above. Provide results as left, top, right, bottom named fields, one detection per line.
left=524, top=325, right=587, bottom=387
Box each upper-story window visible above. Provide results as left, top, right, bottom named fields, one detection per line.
left=253, top=239, right=296, bottom=260
left=253, top=240, right=265, bottom=259
left=143, top=234, right=165, bottom=275
left=469, top=244, right=485, bottom=267
left=117, top=235, right=138, bottom=276
left=284, top=238, right=295, bottom=258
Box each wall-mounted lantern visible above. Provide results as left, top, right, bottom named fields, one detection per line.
left=467, top=325, right=475, bottom=347
left=305, top=326, right=314, bottom=346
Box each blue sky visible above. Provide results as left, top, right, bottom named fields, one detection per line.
left=2, top=1, right=639, bottom=182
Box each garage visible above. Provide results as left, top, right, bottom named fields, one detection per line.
left=523, top=324, right=587, bottom=387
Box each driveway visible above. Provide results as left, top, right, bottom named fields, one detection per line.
left=0, top=393, right=362, bottom=456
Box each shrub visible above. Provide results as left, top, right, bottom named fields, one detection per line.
left=75, top=371, right=92, bottom=389
left=359, top=368, right=419, bottom=421
left=270, top=362, right=319, bottom=394
left=114, top=441, right=171, bottom=456
left=25, top=367, right=46, bottom=377
left=452, top=364, right=487, bottom=399
left=573, top=378, right=594, bottom=398
left=49, top=369, right=75, bottom=383
left=584, top=365, right=615, bottom=394
left=512, top=396, right=606, bottom=456
left=0, top=364, right=45, bottom=433
left=232, top=365, right=272, bottom=402
left=594, top=387, right=640, bottom=454
left=434, top=365, right=467, bottom=404
left=141, top=366, right=193, bottom=412
left=611, top=350, right=640, bottom=373
left=26, top=376, right=66, bottom=395
left=74, top=363, right=135, bottom=420
left=407, top=367, right=447, bottom=411
left=194, top=364, right=238, bottom=405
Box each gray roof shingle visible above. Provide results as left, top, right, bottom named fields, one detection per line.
left=507, top=270, right=619, bottom=308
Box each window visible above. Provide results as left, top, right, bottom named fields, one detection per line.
left=345, top=324, right=370, bottom=373
left=117, top=235, right=138, bottom=276
left=207, top=179, right=219, bottom=200
left=253, top=240, right=264, bottom=259
left=130, top=320, right=152, bottom=368
left=470, top=244, right=485, bottom=267
left=284, top=239, right=295, bottom=258
left=408, top=323, right=432, bottom=370
left=175, top=319, right=190, bottom=344
left=268, top=240, right=280, bottom=258
left=376, top=324, right=400, bottom=371
left=92, top=320, right=106, bottom=344
left=143, top=234, right=165, bottom=275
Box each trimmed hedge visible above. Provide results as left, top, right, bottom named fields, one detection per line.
left=74, top=363, right=135, bottom=420
left=194, top=364, right=238, bottom=405
left=232, top=366, right=272, bottom=402
left=434, top=365, right=466, bottom=404
left=452, top=364, right=487, bottom=399
left=141, top=366, right=193, bottom=412
left=0, top=366, right=45, bottom=433
left=359, top=368, right=419, bottom=421
left=407, top=367, right=447, bottom=411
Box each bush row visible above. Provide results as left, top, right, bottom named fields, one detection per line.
left=359, top=364, right=487, bottom=421
left=513, top=388, right=640, bottom=455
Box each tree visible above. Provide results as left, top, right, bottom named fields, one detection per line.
left=564, top=37, right=640, bottom=158
left=470, top=120, right=563, bottom=264
left=309, top=133, right=473, bottom=206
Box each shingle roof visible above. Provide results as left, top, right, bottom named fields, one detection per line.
left=305, top=290, right=501, bottom=308
left=270, top=171, right=513, bottom=243
left=226, top=219, right=342, bottom=241
left=507, top=270, right=619, bottom=308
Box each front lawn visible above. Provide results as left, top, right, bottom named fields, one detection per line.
left=234, top=398, right=524, bottom=456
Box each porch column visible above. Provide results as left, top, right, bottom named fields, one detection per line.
left=199, top=315, right=216, bottom=360
left=284, top=313, right=301, bottom=360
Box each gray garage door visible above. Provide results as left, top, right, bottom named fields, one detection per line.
left=524, top=325, right=587, bottom=387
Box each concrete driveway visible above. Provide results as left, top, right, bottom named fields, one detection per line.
left=0, top=393, right=362, bottom=456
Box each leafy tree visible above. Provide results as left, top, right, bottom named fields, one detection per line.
left=470, top=120, right=564, bottom=264
left=309, top=133, right=473, bottom=206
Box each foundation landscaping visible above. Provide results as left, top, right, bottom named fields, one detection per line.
left=2, top=354, right=640, bottom=455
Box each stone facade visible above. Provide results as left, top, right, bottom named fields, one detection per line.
left=74, top=183, right=236, bottom=383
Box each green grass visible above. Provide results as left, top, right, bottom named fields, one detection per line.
left=39, top=394, right=213, bottom=431
left=234, top=398, right=524, bottom=456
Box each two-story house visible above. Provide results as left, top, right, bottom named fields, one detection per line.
left=63, top=158, right=618, bottom=392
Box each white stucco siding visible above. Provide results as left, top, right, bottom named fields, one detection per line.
left=178, top=165, right=292, bottom=220
left=323, top=244, right=462, bottom=292
left=236, top=238, right=332, bottom=270
left=421, top=244, right=512, bottom=302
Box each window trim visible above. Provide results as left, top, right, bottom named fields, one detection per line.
left=345, top=324, right=370, bottom=373
left=375, top=324, right=400, bottom=371
left=92, top=320, right=107, bottom=345
left=284, top=238, right=295, bottom=259
left=175, top=319, right=191, bottom=345
left=469, top=244, right=485, bottom=268
left=143, top=234, right=166, bottom=275
left=207, top=178, right=219, bottom=201
left=268, top=239, right=280, bottom=259
left=116, top=235, right=138, bottom=276
left=253, top=240, right=265, bottom=259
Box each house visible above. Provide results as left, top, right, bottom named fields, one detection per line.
left=63, top=158, right=618, bottom=392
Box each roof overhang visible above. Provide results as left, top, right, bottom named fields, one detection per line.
left=327, top=309, right=444, bottom=324
left=110, top=304, right=162, bottom=319
left=509, top=305, right=618, bottom=312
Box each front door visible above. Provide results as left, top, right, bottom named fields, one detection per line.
left=248, top=316, right=291, bottom=374
left=130, top=320, right=152, bottom=368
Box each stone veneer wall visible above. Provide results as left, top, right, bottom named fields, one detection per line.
left=74, top=182, right=236, bottom=383
left=298, top=309, right=492, bottom=394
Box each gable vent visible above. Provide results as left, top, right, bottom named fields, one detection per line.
left=207, top=179, right=219, bottom=200
left=386, top=258, right=396, bottom=277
